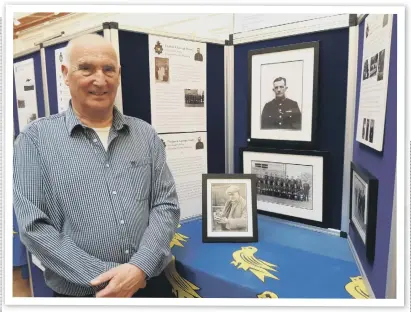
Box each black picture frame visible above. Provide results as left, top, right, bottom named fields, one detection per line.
left=349, top=162, right=378, bottom=263
left=248, top=41, right=320, bottom=149
left=202, top=174, right=258, bottom=243
left=240, top=146, right=329, bottom=228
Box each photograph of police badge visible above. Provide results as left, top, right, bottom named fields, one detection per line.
left=242, top=147, right=328, bottom=228
left=248, top=41, right=319, bottom=148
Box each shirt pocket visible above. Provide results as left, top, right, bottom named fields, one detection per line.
left=119, top=157, right=152, bottom=201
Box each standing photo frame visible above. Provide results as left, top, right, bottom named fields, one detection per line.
left=248, top=41, right=319, bottom=149
left=241, top=147, right=328, bottom=228
left=202, top=174, right=258, bottom=243
left=349, top=162, right=378, bottom=263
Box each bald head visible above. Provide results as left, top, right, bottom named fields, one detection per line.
left=61, top=33, right=121, bottom=119
left=64, top=34, right=118, bottom=69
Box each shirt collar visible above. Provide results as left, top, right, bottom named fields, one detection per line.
left=65, top=100, right=129, bottom=135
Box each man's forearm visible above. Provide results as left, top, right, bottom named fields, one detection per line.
left=15, top=190, right=119, bottom=287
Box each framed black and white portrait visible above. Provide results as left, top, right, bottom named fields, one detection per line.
left=350, top=162, right=378, bottom=263
left=202, top=174, right=258, bottom=243
left=248, top=41, right=319, bottom=148
left=241, top=147, right=328, bottom=228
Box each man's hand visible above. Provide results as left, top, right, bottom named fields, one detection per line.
left=216, top=217, right=228, bottom=224
left=90, top=264, right=147, bottom=298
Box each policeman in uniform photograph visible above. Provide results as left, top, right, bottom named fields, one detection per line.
left=261, top=77, right=302, bottom=130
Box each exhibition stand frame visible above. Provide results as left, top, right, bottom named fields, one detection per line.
left=11, top=13, right=397, bottom=300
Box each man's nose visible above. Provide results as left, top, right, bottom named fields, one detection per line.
left=92, top=71, right=107, bottom=86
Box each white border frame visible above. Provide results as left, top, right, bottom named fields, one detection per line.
left=206, top=178, right=254, bottom=238
left=242, top=150, right=324, bottom=223
left=250, top=45, right=315, bottom=142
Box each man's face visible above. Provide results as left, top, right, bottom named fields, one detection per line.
left=62, top=42, right=120, bottom=112
left=227, top=191, right=240, bottom=203
left=197, top=48, right=200, bottom=53
left=273, top=80, right=287, bottom=98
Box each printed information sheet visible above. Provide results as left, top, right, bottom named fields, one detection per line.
left=356, top=14, right=393, bottom=151
left=159, top=132, right=207, bottom=219
left=14, top=58, right=38, bottom=131
left=149, top=35, right=207, bottom=133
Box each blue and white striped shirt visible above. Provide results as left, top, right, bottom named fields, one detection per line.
left=13, top=103, right=180, bottom=296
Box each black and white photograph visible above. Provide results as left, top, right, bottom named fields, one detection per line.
left=377, top=49, right=385, bottom=81
left=154, top=57, right=169, bottom=83
left=17, top=99, right=25, bottom=108
left=184, top=89, right=204, bottom=107
left=210, top=183, right=248, bottom=232
left=194, top=48, right=203, bottom=62
left=368, top=119, right=375, bottom=143
left=260, top=63, right=303, bottom=131
left=249, top=42, right=319, bottom=147
left=242, top=148, right=327, bottom=228
left=362, top=59, right=369, bottom=80
left=26, top=113, right=37, bottom=124
left=195, top=137, right=204, bottom=149
left=365, top=119, right=370, bottom=141
left=351, top=172, right=368, bottom=242
left=369, top=53, right=378, bottom=78
left=252, top=161, right=313, bottom=211
left=350, top=162, right=378, bottom=263
left=202, top=174, right=258, bottom=243
left=382, top=14, right=389, bottom=27
left=362, top=118, right=367, bottom=139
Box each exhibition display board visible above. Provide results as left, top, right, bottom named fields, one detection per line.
left=349, top=14, right=397, bottom=299
left=11, top=14, right=397, bottom=299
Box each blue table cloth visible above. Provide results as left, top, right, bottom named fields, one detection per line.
left=167, top=214, right=369, bottom=299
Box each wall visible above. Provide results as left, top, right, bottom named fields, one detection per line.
left=349, top=15, right=397, bottom=299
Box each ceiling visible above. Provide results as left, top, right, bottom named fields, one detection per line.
left=14, top=12, right=71, bottom=39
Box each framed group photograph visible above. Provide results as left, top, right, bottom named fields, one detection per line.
left=241, top=147, right=328, bottom=228
left=248, top=41, right=319, bottom=148
left=349, top=162, right=378, bottom=263
left=202, top=174, right=258, bottom=243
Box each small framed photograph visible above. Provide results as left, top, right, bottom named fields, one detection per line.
left=248, top=41, right=319, bottom=148
left=350, top=162, right=378, bottom=263
left=202, top=174, right=258, bottom=243
left=241, top=147, right=328, bottom=228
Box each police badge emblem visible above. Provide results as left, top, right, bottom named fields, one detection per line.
left=154, top=41, right=163, bottom=55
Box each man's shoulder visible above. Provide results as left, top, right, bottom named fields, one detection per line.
left=262, top=99, right=276, bottom=109
left=284, top=98, right=298, bottom=105
left=18, top=113, right=65, bottom=137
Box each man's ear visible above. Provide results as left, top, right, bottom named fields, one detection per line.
left=61, top=64, right=69, bottom=86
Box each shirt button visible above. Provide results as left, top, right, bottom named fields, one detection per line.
left=120, top=220, right=124, bottom=224
left=125, top=250, right=129, bottom=254
left=93, top=139, right=97, bottom=143
left=105, top=163, right=110, bottom=168
left=112, top=191, right=117, bottom=195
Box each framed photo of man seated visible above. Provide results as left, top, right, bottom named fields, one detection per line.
left=202, top=174, right=258, bottom=243
left=248, top=41, right=319, bottom=148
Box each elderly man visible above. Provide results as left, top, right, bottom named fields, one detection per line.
left=215, top=185, right=247, bottom=231
left=13, top=34, right=180, bottom=298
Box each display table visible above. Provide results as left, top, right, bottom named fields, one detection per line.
left=167, top=214, right=369, bottom=299
left=27, top=214, right=369, bottom=299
